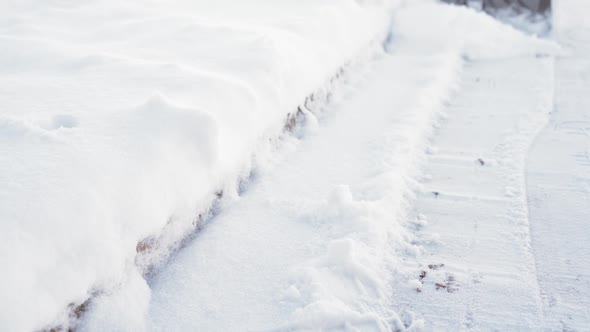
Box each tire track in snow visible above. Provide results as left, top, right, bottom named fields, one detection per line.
left=393, top=57, right=554, bottom=330
left=526, top=25, right=590, bottom=331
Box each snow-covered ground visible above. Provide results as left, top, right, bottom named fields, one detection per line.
left=82, top=45, right=458, bottom=332
left=80, top=1, right=560, bottom=331
left=3, top=0, right=588, bottom=331
left=0, top=1, right=393, bottom=330
left=393, top=55, right=555, bottom=331
left=392, top=1, right=590, bottom=330
left=527, top=0, right=590, bottom=329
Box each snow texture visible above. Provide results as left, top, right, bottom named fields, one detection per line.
left=78, top=1, right=559, bottom=331
left=0, top=1, right=393, bottom=330
left=0, top=0, right=574, bottom=331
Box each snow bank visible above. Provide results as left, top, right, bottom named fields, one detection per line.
left=389, top=0, right=560, bottom=59
left=0, top=1, right=394, bottom=330
left=0, top=0, right=560, bottom=330
left=553, top=0, right=590, bottom=51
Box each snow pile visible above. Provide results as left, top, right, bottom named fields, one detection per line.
left=82, top=1, right=560, bottom=331
left=389, top=0, right=560, bottom=59
left=443, top=0, right=552, bottom=36
left=0, top=1, right=394, bottom=330
left=0, top=0, right=560, bottom=330
left=277, top=53, right=463, bottom=331
left=492, top=8, right=552, bottom=36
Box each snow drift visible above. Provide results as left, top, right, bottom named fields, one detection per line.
left=0, top=0, right=393, bottom=330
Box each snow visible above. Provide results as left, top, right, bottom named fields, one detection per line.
left=392, top=55, right=555, bottom=330
left=0, top=1, right=393, bottom=331
left=78, top=1, right=558, bottom=331
left=2, top=0, right=585, bottom=330
left=83, top=38, right=462, bottom=332
left=526, top=1, right=590, bottom=329
left=392, top=1, right=590, bottom=330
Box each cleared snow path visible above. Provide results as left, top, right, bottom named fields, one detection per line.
left=76, top=2, right=564, bottom=330
left=80, top=42, right=460, bottom=330
left=392, top=56, right=555, bottom=330
left=526, top=16, right=590, bottom=331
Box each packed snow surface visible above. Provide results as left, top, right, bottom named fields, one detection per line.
left=527, top=0, right=590, bottom=329
left=392, top=0, right=590, bottom=330
left=393, top=54, right=555, bottom=331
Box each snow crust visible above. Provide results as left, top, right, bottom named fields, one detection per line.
left=0, top=0, right=561, bottom=331
left=527, top=1, right=590, bottom=329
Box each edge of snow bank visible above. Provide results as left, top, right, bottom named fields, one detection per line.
left=1, top=1, right=561, bottom=330
left=0, top=1, right=398, bottom=330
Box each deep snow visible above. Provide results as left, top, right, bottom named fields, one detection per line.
left=82, top=38, right=462, bottom=332
left=77, top=1, right=559, bottom=331
left=0, top=1, right=394, bottom=330
left=2, top=0, right=583, bottom=331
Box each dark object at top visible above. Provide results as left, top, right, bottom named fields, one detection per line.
left=442, top=0, right=551, bottom=13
